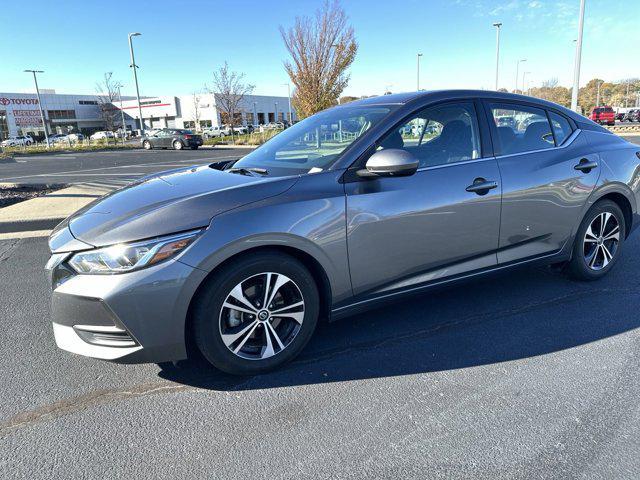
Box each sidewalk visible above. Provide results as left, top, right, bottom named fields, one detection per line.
left=0, top=184, right=113, bottom=240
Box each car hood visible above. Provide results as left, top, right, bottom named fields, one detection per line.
left=63, top=165, right=298, bottom=247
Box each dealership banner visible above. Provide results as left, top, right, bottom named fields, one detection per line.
left=13, top=109, right=43, bottom=127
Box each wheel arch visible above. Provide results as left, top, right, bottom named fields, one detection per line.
left=183, top=244, right=333, bottom=360
left=589, top=185, right=636, bottom=238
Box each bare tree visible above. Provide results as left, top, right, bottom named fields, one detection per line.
left=209, top=62, right=254, bottom=143
left=192, top=91, right=202, bottom=131
left=280, top=0, right=357, bottom=119
left=96, top=72, right=120, bottom=141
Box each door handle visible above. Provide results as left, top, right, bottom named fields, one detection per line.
left=466, top=178, right=498, bottom=195
left=574, top=158, right=598, bottom=173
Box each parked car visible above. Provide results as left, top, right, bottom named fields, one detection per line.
left=623, top=109, right=640, bottom=123
left=141, top=129, right=203, bottom=150
left=66, top=133, right=85, bottom=143
left=47, top=90, right=640, bottom=375
left=202, top=126, right=232, bottom=138
left=48, top=134, right=70, bottom=144
left=90, top=131, right=115, bottom=140
left=589, top=106, right=615, bottom=126
left=0, top=135, right=34, bottom=147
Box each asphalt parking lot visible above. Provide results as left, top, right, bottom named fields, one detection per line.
left=1, top=136, right=640, bottom=478
left=2, top=226, right=640, bottom=478
left=0, top=147, right=252, bottom=187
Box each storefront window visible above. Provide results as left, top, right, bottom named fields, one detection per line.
left=0, top=111, right=8, bottom=140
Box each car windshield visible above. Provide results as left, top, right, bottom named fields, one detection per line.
left=233, top=105, right=393, bottom=176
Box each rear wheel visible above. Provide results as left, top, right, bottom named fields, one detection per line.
left=143, top=140, right=152, bottom=150
left=192, top=252, right=320, bottom=375
left=568, top=200, right=625, bottom=281
left=173, top=140, right=183, bottom=150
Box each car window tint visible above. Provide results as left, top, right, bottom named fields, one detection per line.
left=490, top=103, right=554, bottom=155
left=378, top=102, right=481, bottom=169
left=549, top=111, right=573, bottom=146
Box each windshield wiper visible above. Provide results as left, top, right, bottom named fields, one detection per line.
left=226, top=167, right=269, bottom=177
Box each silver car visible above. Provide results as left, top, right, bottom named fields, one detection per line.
left=46, top=91, right=640, bottom=375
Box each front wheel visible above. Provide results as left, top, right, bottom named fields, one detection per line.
left=143, top=140, right=152, bottom=150
left=192, top=252, right=320, bottom=375
left=568, top=199, right=625, bottom=281
left=173, top=140, right=183, bottom=150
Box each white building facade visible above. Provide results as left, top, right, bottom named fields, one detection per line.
left=0, top=91, right=296, bottom=141
left=116, top=93, right=297, bottom=132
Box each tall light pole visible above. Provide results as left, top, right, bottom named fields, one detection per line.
left=24, top=69, right=49, bottom=148
left=571, top=0, right=586, bottom=112
left=274, top=102, right=278, bottom=122
left=515, top=59, right=527, bottom=92
left=117, top=85, right=127, bottom=144
left=253, top=101, right=258, bottom=126
left=625, top=78, right=630, bottom=108
left=417, top=53, right=423, bottom=91
left=522, top=71, right=531, bottom=95
left=128, top=32, right=144, bottom=135
left=282, top=83, right=292, bottom=124
left=493, top=22, right=502, bottom=90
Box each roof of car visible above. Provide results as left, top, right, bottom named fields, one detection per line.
left=347, top=89, right=587, bottom=124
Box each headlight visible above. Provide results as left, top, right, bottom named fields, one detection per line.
left=68, top=230, right=201, bottom=274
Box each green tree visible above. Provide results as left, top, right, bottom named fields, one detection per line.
left=280, top=0, right=358, bottom=119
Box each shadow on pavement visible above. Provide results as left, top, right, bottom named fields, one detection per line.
left=158, top=263, right=640, bottom=391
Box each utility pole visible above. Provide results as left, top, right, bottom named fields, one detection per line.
left=625, top=79, right=630, bottom=108
left=493, top=22, right=502, bottom=90
left=571, top=0, right=586, bottom=112
left=24, top=69, right=49, bottom=148
left=522, top=71, right=531, bottom=95
left=128, top=32, right=144, bottom=135
left=515, top=59, right=527, bottom=92
left=417, top=53, right=423, bottom=91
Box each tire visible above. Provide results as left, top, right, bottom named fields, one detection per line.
left=192, top=251, right=320, bottom=375
left=568, top=199, right=625, bottom=281
left=173, top=140, right=183, bottom=150
left=143, top=140, right=152, bottom=150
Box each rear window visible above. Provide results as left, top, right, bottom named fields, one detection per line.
left=603, top=107, right=614, bottom=113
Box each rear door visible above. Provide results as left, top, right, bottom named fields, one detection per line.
left=485, top=101, right=600, bottom=263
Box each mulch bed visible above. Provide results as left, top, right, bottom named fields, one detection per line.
left=0, top=185, right=65, bottom=209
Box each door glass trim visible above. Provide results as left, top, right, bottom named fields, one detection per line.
left=493, top=129, right=581, bottom=160
left=416, top=155, right=497, bottom=172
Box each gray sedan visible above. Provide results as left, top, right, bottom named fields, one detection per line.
left=46, top=90, right=640, bottom=375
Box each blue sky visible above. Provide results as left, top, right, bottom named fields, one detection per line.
left=2, top=0, right=637, bottom=98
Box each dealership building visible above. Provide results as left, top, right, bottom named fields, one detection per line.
left=0, top=90, right=296, bottom=140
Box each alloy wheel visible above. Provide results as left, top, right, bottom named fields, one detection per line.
left=218, top=272, right=305, bottom=361
left=583, top=211, right=620, bottom=271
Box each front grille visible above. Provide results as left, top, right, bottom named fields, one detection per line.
left=73, top=325, right=137, bottom=348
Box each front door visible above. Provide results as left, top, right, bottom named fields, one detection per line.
left=345, top=101, right=502, bottom=297
left=485, top=102, right=600, bottom=263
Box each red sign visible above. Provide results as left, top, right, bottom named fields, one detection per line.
left=0, top=97, right=39, bottom=106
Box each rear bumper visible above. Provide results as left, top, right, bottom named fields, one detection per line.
left=48, top=257, right=208, bottom=364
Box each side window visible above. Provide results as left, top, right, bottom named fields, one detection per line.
left=378, top=102, right=481, bottom=168
left=490, top=103, right=554, bottom=155
left=548, top=111, right=573, bottom=146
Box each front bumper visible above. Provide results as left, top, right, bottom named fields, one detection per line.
left=47, top=245, right=207, bottom=364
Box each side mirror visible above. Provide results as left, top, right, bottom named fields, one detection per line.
left=359, top=149, right=419, bottom=177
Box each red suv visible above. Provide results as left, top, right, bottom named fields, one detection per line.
left=590, top=106, right=615, bottom=126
